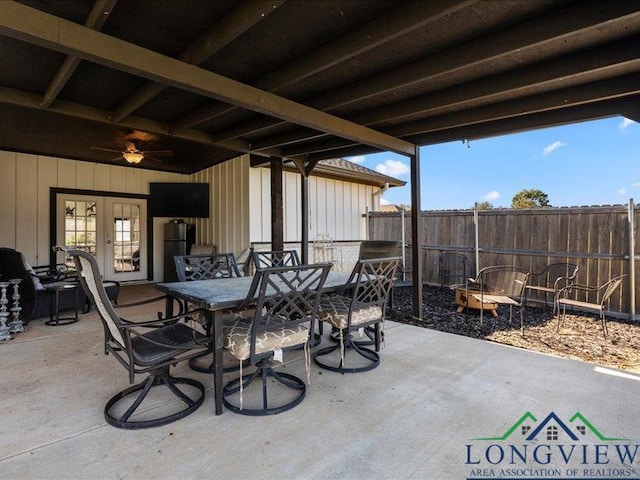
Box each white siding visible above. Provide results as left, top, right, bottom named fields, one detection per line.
left=0, top=150, right=187, bottom=267
left=249, top=167, right=377, bottom=243
left=190, top=155, right=250, bottom=257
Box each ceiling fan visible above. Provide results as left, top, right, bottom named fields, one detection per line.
left=90, top=130, right=173, bottom=164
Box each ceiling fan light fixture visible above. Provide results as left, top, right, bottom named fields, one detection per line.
left=123, top=152, right=144, bottom=164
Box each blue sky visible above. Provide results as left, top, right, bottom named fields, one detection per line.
left=346, top=116, right=640, bottom=210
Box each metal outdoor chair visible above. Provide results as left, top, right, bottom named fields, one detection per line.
left=439, top=252, right=472, bottom=290
left=358, top=240, right=400, bottom=260
left=67, top=248, right=210, bottom=429
left=174, top=253, right=242, bottom=281
left=466, top=265, right=529, bottom=335
left=525, top=262, right=578, bottom=313
left=557, top=274, right=626, bottom=337
left=222, top=263, right=331, bottom=415
left=251, top=249, right=301, bottom=271
left=173, top=253, right=248, bottom=374
left=314, top=257, right=400, bottom=373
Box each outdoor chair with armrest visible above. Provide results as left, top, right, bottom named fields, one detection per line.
left=173, top=253, right=249, bottom=374
left=439, top=252, right=472, bottom=291
left=525, top=262, right=578, bottom=313
left=556, top=273, right=626, bottom=337
left=466, top=265, right=529, bottom=335
left=67, top=248, right=210, bottom=429
left=222, top=263, right=331, bottom=415
left=314, top=257, right=400, bottom=373
left=251, top=249, right=301, bottom=271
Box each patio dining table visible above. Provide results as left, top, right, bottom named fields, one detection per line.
left=155, top=270, right=353, bottom=415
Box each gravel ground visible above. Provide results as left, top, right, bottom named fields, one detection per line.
left=387, top=285, right=640, bottom=374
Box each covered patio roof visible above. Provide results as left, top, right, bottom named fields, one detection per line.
left=1, top=0, right=639, bottom=317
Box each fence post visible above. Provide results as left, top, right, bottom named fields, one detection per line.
left=474, top=202, right=480, bottom=273
left=401, top=208, right=406, bottom=281
left=629, top=198, right=636, bottom=321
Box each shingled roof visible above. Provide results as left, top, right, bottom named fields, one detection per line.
left=298, top=158, right=406, bottom=188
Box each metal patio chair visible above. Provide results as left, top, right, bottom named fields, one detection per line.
left=557, top=274, right=626, bottom=337
left=68, top=248, right=210, bottom=429
left=222, top=263, right=331, bottom=415
left=525, top=262, right=578, bottom=313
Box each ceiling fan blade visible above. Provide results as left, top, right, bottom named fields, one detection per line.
left=141, top=150, right=173, bottom=156
left=145, top=155, right=163, bottom=163
left=90, top=146, right=121, bottom=153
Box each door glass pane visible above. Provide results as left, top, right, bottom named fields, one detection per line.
left=113, top=202, right=141, bottom=274
left=63, top=200, right=97, bottom=257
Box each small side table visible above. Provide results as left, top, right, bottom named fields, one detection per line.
left=44, top=282, right=79, bottom=326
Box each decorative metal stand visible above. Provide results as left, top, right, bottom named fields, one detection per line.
left=0, top=281, right=12, bottom=341
left=9, top=279, right=24, bottom=333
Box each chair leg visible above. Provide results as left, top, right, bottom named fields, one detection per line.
left=222, top=359, right=306, bottom=416
left=104, top=368, right=205, bottom=429
left=601, top=311, right=608, bottom=338
left=314, top=330, right=380, bottom=373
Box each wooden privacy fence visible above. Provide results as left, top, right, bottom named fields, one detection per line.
left=368, top=203, right=639, bottom=319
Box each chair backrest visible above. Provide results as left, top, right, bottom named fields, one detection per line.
left=349, top=257, right=400, bottom=311
left=475, top=265, right=529, bottom=298
left=251, top=250, right=301, bottom=271
left=174, top=253, right=241, bottom=281
left=67, top=248, right=126, bottom=348
left=530, top=262, right=578, bottom=288
left=359, top=240, right=400, bottom=260
left=600, top=274, right=626, bottom=306
left=245, top=263, right=331, bottom=361
left=438, top=252, right=470, bottom=288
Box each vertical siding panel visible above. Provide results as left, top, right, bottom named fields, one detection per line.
left=94, top=164, right=111, bottom=192
left=125, top=167, right=142, bottom=193
left=0, top=151, right=16, bottom=248
left=36, top=156, right=57, bottom=263
left=76, top=162, right=94, bottom=190
left=16, top=153, right=38, bottom=260
left=335, top=180, right=345, bottom=240
left=57, top=158, right=77, bottom=188
left=109, top=166, right=127, bottom=193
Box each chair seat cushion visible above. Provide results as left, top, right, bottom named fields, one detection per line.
left=317, top=295, right=382, bottom=329
left=131, top=323, right=208, bottom=366
left=224, top=320, right=309, bottom=361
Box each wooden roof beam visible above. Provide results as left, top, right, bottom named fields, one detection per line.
left=0, top=2, right=415, bottom=156
left=279, top=73, right=640, bottom=157
left=210, top=0, right=640, bottom=144
left=110, top=0, right=284, bottom=123
left=40, top=0, right=117, bottom=108
left=170, top=0, right=476, bottom=132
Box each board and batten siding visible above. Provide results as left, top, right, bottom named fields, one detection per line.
left=0, top=150, right=187, bottom=277
left=190, top=155, right=251, bottom=257
left=249, top=166, right=378, bottom=243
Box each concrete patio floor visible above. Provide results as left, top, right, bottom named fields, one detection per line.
left=2, top=285, right=640, bottom=480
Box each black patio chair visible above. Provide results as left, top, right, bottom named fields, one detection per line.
left=222, top=263, right=331, bottom=415
left=314, top=257, right=400, bottom=373
left=439, top=252, right=472, bottom=290
left=251, top=249, right=301, bottom=271
left=465, top=265, right=529, bottom=335
left=557, top=273, right=626, bottom=337
left=525, top=262, right=579, bottom=313
left=67, top=248, right=210, bottom=429
left=173, top=253, right=249, bottom=374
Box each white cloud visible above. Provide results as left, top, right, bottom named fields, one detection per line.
left=484, top=190, right=500, bottom=201
left=618, top=188, right=627, bottom=195
left=633, top=182, right=640, bottom=188
left=345, top=155, right=366, bottom=164
left=375, top=159, right=410, bottom=176
left=619, top=118, right=637, bottom=132
left=542, top=141, right=567, bottom=156
left=380, top=197, right=391, bottom=205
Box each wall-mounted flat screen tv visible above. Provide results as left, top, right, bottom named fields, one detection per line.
left=149, top=182, right=210, bottom=218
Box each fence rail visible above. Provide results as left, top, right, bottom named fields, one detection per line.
left=368, top=203, right=638, bottom=318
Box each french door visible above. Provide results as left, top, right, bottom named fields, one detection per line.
left=56, top=194, right=148, bottom=282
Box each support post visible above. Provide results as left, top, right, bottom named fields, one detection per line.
left=629, top=198, right=636, bottom=321
left=474, top=202, right=480, bottom=274
left=301, top=174, right=309, bottom=264
left=270, top=158, right=284, bottom=251
left=410, top=147, right=423, bottom=320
